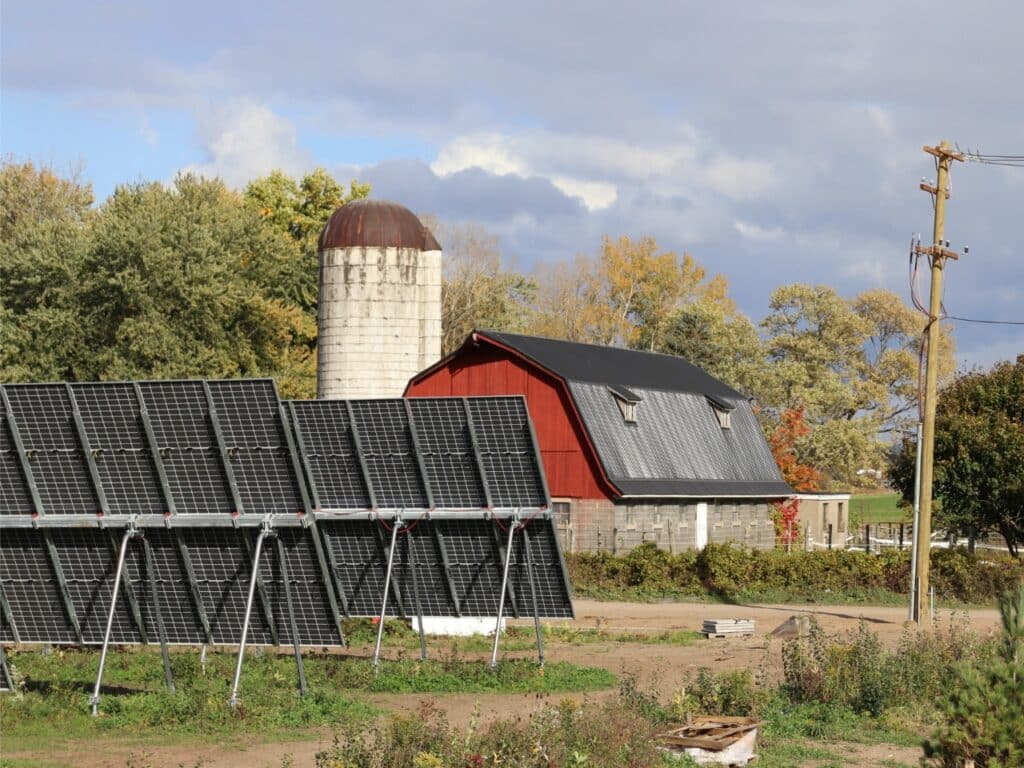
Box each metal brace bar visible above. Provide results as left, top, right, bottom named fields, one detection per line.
left=172, top=532, right=213, bottom=644
left=489, top=520, right=518, bottom=668
left=431, top=523, right=461, bottom=616
left=1, top=386, right=46, bottom=516
left=308, top=522, right=347, bottom=638
left=491, top=518, right=520, bottom=618
left=402, top=400, right=435, bottom=509
left=462, top=399, right=494, bottom=509
left=66, top=384, right=110, bottom=515
left=520, top=525, right=545, bottom=668
left=0, top=581, right=20, bottom=645
left=134, top=383, right=177, bottom=516
left=201, top=382, right=245, bottom=516
left=344, top=401, right=378, bottom=509
left=372, top=519, right=401, bottom=674
left=275, top=535, right=307, bottom=696
left=406, top=528, right=428, bottom=661
left=106, top=530, right=147, bottom=644
left=229, top=522, right=271, bottom=709
left=0, top=645, right=13, bottom=691
left=142, top=536, right=175, bottom=692
left=522, top=398, right=552, bottom=505
left=41, top=530, right=83, bottom=644
left=373, top=519, right=405, bottom=618
left=91, top=525, right=134, bottom=716
left=241, top=529, right=279, bottom=647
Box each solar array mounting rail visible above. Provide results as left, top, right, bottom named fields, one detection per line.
left=0, top=379, right=572, bottom=711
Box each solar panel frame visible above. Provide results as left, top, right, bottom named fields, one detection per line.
left=348, top=400, right=428, bottom=508
left=465, top=398, right=548, bottom=508
left=0, top=397, right=35, bottom=515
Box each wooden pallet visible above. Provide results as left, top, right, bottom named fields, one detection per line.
left=702, top=619, right=755, bottom=639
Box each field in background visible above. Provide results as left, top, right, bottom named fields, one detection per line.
left=850, top=492, right=908, bottom=523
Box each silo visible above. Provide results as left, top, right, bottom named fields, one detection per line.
left=316, top=199, right=442, bottom=399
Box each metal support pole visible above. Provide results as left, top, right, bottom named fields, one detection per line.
left=406, top=528, right=428, bottom=661
left=275, top=535, right=307, bottom=696
left=229, top=524, right=270, bottom=709
left=91, top=526, right=134, bottom=716
left=521, top=525, right=545, bottom=668
left=909, top=422, right=923, bottom=620
left=0, top=645, right=13, bottom=692
left=142, top=537, right=175, bottom=693
left=489, top=521, right=518, bottom=669
left=372, top=519, right=401, bottom=675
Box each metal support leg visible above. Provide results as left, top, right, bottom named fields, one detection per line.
left=489, top=521, right=518, bottom=669
left=407, top=529, right=428, bottom=661
left=521, top=526, right=545, bottom=668
left=142, top=537, right=175, bottom=693
left=91, top=526, right=134, bottom=716
left=372, top=520, right=401, bottom=676
left=0, top=645, right=13, bottom=692
left=229, top=525, right=270, bottom=709
left=276, top=535, right=307, bottom=696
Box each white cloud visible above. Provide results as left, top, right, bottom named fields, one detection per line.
left=734, top=220, right=786, bottom=242
left=181, top=100, right=310, bottom=187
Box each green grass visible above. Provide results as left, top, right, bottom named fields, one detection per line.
left=0, top=645, right=615, bottom=758
left=850, top=492, right=908, bottom=524
left=341, top=617, right=702, bottom=651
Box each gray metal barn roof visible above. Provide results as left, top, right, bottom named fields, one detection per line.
left=478, top=331, right=792, bottom=499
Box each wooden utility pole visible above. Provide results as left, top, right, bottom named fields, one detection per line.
left=912, top=140, right=963, bottom=623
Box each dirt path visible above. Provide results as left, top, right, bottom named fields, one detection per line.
left=10, top=600, right=998, bottom=768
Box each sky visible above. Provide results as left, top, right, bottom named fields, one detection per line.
left=3, top=1, right=1022, bottom=367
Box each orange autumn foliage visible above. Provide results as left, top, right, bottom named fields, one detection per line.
left=769, top=407, right=822, bottom=492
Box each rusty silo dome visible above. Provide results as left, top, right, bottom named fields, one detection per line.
left=318, top=199, right=441, bottom=251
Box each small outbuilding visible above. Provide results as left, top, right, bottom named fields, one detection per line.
left=406, top=330, right=792, bottom=554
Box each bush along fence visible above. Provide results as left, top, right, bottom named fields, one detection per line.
left=567, top=543, right=1024, bottom=603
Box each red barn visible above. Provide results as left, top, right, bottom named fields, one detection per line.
left=407, top=330, right=791, bottom=553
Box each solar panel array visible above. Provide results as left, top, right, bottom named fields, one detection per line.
left=0, top=379, right=572, bottom=650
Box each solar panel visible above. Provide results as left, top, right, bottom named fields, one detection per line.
left=0, top=381, right=571, bottom=659
left=2, top=384, right=98, bottom=514
left=348, top=400, right=428, bottom=508
left=466, top=398, right=547, bottom=508
left=206, top=380, right=305, bottom=516
left=136, top=381, right=234, bottom=514
left=0, top=404, right=34, bottom=515
left=70, top=383, right=166, bottom=516
left=289, top=401, right=370, bottom=509
left=0, top=529, right=77, bottom=643
left=406, top=398, right=486, bottom=509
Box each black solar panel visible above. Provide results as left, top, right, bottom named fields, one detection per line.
left=466, top=398, right=547, bottom=508
left=0, top=405, right=34, bottom=515
left=0, top=381, right=570, bottom=648
left=349, top=400, right=428, bottom=508
left=0, top=529, right=77, bottom=643
left=289, top=401, right=370, bottom=509
left=70, top=383, right=166, bottom=516
left=136, top=381, right=233, bottom=514
left=407, top=399, right=486, bottom=509
left=207, top=380, right=305, bottom=516
left=2, top=385, right=98, bottom=514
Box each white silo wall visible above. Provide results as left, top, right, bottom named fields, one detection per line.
left=317, top=245, right=442, bottom=399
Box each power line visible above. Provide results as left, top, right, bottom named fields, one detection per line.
left=945, top=315, right=1024, bottom=326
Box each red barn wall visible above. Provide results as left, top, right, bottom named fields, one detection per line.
left=406, top=346, right=613, bottom=500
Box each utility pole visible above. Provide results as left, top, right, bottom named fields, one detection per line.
left=912, top=140, right=963, bottom=623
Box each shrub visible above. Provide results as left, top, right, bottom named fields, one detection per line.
left=567, top=543, right=1024, bottom=603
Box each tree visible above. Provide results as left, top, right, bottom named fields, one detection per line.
left=661, top=298, right=768, bottom=396
left=428, top=220, right=536, bottom=355
left=891, top=356, right=1024, bottom=556
left=923, top=584, right=1024, bottom=765
left=761, top=284, right=955, bottom=485
left=768, top=407, right=823, bottom=492
left=243, top=168, right=369, bottom=311
left=0, top=160, right=93, bottom=381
